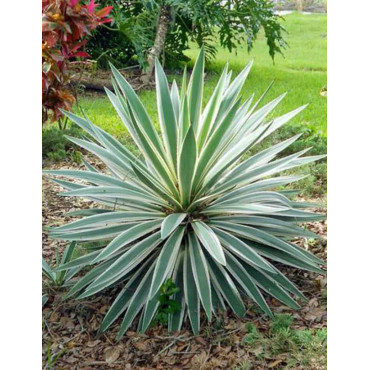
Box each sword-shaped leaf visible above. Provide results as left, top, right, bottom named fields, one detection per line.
left=149, top=226, right=185, bottom=298
left=168, top=251, right=186, bottom=332
left=161, top=213, right=187, bottom=239
left=93, top=220, right=162, bottom=263
left=188, top=232, right=212, bottom=320
left=178, top=126, right=197, bottom=206
left=192, top=221, right=226, bottom=265
left=117, top=265, right=155, bottom=339
left=188, top=47, right=204, bottom=134
left=184, top=245, right=200, bottom=334
left=155, top=59, right=178, bottom=170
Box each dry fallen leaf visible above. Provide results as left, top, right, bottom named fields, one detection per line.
left=195, top=336, right=207, bottom=346
left=65, top=356, right=79, bottom=364
left=87, top=340, right=101, bottom=347
left=126, top=331, right=137, bottom=337
left=132, top=341, right=148, bottom=351
left=177, top=343, right=187, bottom=352
left=305, top=307, right=325, bottom=322
left=163, top=356, right=177, bottom=365
left=268, top=359, right=284, bottom=368
left=191, top=350, right=209, bottom=368
left=66, top=341, right=75, bottom=349
left=104, top=346, right=121, bottom=364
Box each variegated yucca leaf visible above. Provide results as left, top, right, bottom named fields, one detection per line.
left=44, top=48, right=326, bottom=339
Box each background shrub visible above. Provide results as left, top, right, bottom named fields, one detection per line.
left=42, top=124, right=83, bottom=162
left=42, top=0, right=112, bottom=124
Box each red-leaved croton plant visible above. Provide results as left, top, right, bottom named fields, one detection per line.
left=42, top=0, right=112, bottom=125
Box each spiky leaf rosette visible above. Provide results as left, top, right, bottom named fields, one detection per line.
left=45, top=49, right=326, bottom=338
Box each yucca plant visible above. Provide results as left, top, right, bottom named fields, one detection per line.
left=44, top=49, right=325, bottom=339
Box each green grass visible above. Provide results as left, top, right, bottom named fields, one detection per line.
left=234, top=314, right=327, bottom=369
left=77, top=12, right=327, bottom=138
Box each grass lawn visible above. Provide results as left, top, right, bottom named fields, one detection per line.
left=76, top=12, right=327, bottom=138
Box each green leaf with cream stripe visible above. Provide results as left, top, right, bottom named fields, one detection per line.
left=212, top=227, right=276, bottom=274
left=80, top=232, right=162, bottom=298
left=184, top=245, right=200, bottom=334
left=161, top=213, right=187, bottom=239
left=188, top=47, right=204, bottom=134
left=192, top=221, right=226, bottom=266
left=188, top=232, right=212, bottom=320
left=178, top=126, right=197, bottom=206
left=93, top=220, right=162, bottom=263
left=155, top=58, right=178, bottom=170
left=149, top=226, right=185, bottom=298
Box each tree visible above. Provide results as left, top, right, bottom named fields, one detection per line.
left=149, top=0, right=287, bottom=77
left=141, top=3, right=172, bottom=84
left=91, top=1, right=286, bottom=78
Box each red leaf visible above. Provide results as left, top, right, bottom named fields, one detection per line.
left=86, top=0, right=96, bottom=14
left=69, top=40, right=87, bottom=52
left=96, top=6, right=113, bottom=18
left=73, top=51, right=90, bottom=58
left=98, top=18, right=113, bottom=25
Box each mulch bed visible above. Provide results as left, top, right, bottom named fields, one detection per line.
left=42, top=158, right=327, bottom=369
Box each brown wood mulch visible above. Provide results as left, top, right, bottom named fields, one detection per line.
left=42, top=158, right=327, bottom=369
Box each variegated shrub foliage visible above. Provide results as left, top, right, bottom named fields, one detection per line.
left=45, top=49, right=325, bottom=339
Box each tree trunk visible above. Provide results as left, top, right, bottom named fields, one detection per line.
left=141, top=5, right=171, bottom=84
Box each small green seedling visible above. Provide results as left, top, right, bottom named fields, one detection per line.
left=151, top=278, right=181, bottom=327
left=44, top=344, right=66, bottom=369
